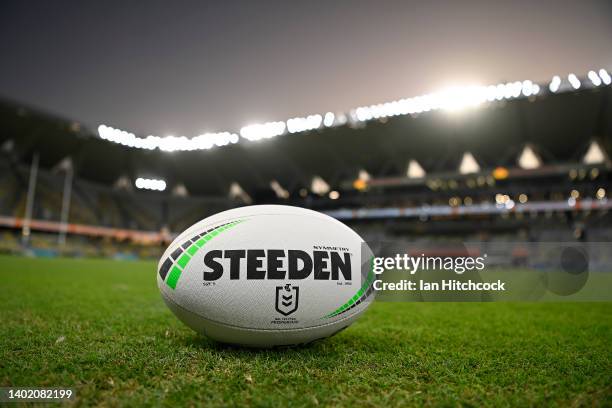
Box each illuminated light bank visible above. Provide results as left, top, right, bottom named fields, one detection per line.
left=97, top=69, right=610, bottom=151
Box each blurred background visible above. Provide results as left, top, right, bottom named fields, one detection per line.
left=0, top=0, right=610, bottom=260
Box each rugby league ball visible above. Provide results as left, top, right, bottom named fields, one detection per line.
left=157, top=205, right=375, bottom=347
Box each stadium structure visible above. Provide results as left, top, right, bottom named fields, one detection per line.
left=0, top=70, right=610, bottom=259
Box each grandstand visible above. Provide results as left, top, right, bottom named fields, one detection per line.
left=0, top=71, right=610, bottom=258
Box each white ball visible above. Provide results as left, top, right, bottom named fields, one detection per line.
left=157, top=205, right=374, bottom=347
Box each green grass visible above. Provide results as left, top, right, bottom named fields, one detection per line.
left=0, top=256, right=610, bottom=407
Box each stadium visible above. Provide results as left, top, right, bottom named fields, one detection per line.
left=1, top=74, right=611, bottom=257
left=1, top=1, right=611, bottom=406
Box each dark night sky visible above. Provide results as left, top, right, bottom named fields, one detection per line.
left=1, top=0, right=611, bottom=136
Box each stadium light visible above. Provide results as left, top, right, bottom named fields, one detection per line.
left=286, top=114, right=322, bottom=134
left=352, top=80, right=544, bottom=123
left=229, top=182, right=252, bottom=204
left=114, top=175, right=132, bottom=190
left=548, top=75, right=561, bottom=93
left=493, top=83, right=505, bottom=100
left=567, top=73, right=581, bottom=89
left=96, top=69, right=609, bottom=152
left=492, top=166, right=509, bottom=180
left=494, top=193, right=516, bottom=210
left=448, top=197, right=460, bottom=207
left=438, top=85, right=488, bottom=111
left=588, top=70, right=602, bottom=86
left=311, top=176, right=330, bottom=196
left=596, top=188, right=606, bottom=200
left=172, top=183, right=189, bottom=197
left=270, top=180, right=289, bottom=199
left=135, top=177, right=166, bottom=191
left=353, top=169, right=370, bottom=191
left=459, top=152, right=480, bottom=174
left=495, top=194, right=512, bottom=207
left=599, top=69, right=612, bottom=85
left=240, top=121, right=286, bottom=141
left=407, top=160, right=426, bottom=178
left=358, top=169, right=371, bottom=181
left=521, top=80, right=540, bottom=96
left=583, top=141, right=607, bottom=165
left=98, top=125, right=238, bottom=152
left=518, top=145, right=542, bottom=169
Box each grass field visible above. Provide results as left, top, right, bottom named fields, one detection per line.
left=1, top=256, right=610, bottom=407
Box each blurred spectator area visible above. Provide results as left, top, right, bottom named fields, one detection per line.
left=0, top=159, right=232, bottom=232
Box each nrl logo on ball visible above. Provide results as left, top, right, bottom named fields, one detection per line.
left=275, top=284, right=299, bottom=316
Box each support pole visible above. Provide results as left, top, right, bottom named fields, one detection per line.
left=22, top=153, right=39, bottom=246
left=58, top=165, right=73, bottom=245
